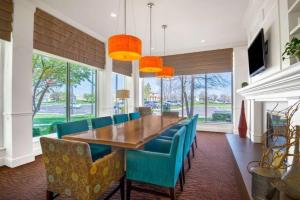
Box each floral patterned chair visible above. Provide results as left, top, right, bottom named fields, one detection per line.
left=40, top=137, right=125, bottom=200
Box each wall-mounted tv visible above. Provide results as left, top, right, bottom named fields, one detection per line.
left=248, top=29, right=266, bottom=77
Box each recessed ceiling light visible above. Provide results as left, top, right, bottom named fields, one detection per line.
left=110, top=12, right=117, bottom=18
left=151, top=47, right=155, bottom=50
left=201, top=39, right=206, bottom=43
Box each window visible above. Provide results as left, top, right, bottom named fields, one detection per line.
left=112, top=73, right=126, bottom=114
left=32, top=54, right=97, bottom=137
left=143, top=77, right=161, bottom=115
left=163, top=76, right=182, bottom=115
left=142, top=72, right=232, bottom=124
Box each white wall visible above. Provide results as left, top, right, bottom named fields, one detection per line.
left=233, top=46, right=249, bottom=134
left=244, top=0, right=289, bottom=83
left=0, top=40, right=4, bottom=148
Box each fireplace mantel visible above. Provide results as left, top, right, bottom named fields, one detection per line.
left=237, top=62, right=300, bottom=101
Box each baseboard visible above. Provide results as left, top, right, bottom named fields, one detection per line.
left=251, top=135, right=262, bottom=143
left=4, top=153, right=35, bottom=168
left=0, top=148, right=5, bottom=166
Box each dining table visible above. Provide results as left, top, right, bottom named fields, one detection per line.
left=62, top=115, right=184, bottom=149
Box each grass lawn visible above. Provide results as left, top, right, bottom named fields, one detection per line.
left=33, top=113, right=95, bottom=137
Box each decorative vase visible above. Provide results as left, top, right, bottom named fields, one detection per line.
left=249, top=167, right=281, bottom=200
left=238, top=100, right=247, bottom=138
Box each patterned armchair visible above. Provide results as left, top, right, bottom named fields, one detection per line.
left=40, top=137, right=124, bottom=200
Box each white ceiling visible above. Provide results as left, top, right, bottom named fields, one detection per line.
left=39, top=0, right=250, bottom=55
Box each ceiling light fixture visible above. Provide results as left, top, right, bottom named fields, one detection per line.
left=110, top=12, right=117, bottom=18
left=201, top=39, right=206, bottom=43
left=139, top=3, right=163, bottom=73
left=108, top=0, right=142, bottom=61
left=156, top=24, right=174, bottom=78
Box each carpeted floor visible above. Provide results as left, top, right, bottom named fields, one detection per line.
left=0, top=132, right=243, bottom=200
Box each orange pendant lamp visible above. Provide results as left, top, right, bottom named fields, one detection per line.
left=108, top=0, right=142, bottom=61
left=139, top=3, right=163, bottom=73
left=156, top=25, right=175, bottom=78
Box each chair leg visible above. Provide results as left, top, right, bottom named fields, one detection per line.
left=179, top=172, right=183, bottom=192
left=192, top=143, right=195, bottom=158
left=195, top=135, right=198, bottom=148
left=120, top=177, right=125, bottom=200
left=169, top=187, right=176, bottom=200
left=187, top=152, right=191, bottom=169
left=46, top=191, right=54, bottom=200
left=182, top=160, right=185, bottom=184
left=126, top=180, right=132, bottom=200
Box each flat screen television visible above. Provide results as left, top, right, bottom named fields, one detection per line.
left=248, top=29, right=266, bottom=76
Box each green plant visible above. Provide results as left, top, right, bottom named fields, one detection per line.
left=241, top=82, right=248, bottom=88
left=282, top=37, right=300, bottom=61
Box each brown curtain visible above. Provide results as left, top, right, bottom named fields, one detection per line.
left=140, top=48, right=233, bottom=77
left=34, top=8, right=105, bottom=69
left=113, top=60, right=132, bottom=76
left=0, top=0, right=13, bottom=41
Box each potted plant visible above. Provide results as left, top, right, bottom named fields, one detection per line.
left=282, top=37, right=300, bottom=61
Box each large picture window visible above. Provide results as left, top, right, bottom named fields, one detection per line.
left=32, top=54, right=97, bottom=137
left=142, top=72, right=232, bottom=124
left=112, top=73, right=126, bottom=114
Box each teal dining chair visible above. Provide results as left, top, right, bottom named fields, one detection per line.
left=126, top=126, right=186, bottom=200
left=190, top=114, right=199, bottom=157
left=113, top=114, right=129, bottom=124
left=129, top=112, right=141, bottom=120
left=153, top=118, right=194, bottom=183
left=91, top=116, right=113, bottom=129
left=56, top=120, right=111, bottom=161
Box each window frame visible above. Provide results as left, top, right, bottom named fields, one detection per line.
left=141, top=72, right=233, bottom=124
left=32, top=52, right=98, bottom=137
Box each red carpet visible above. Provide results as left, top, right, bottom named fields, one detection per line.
left=0, top=132, right=243, bottom=200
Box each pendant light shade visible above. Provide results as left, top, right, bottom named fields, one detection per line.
left=140, top=56, right=163, bottom=72
left=155, top=66, right=174, bottom=78
left=139, top=3, right=162, bottom=73
left=108, top=34, right=142, bottom=61
left=156, top=24, right=174, bottom=78
left=108, top=0, right=142, bottom=61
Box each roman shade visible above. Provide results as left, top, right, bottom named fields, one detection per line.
left=0, top=0, right=13, bottom=41
left=113, top=60, right=132, bottom=76
left=34, top=8, right=105, bottom=69
left=140, top=48, right=233, bottom=77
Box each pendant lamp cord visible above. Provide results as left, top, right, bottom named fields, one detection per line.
left=148, top=3, right=153, bottom=56
left=124, top=0, right=127, bottom=34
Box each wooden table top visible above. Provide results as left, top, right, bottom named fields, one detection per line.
left=63, top=115, right=183, bottom=149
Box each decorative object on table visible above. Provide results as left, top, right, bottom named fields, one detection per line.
left=136, top=107, right=152, bottom=116
left=238, top=100, right=247, bottom=138
left=248, top=101, right=300, bottom=200
left=282, top=37, right=300, bottom=62
left=273, top=126, right=300, bottom=199
left=155, top=25, right=175, bottom=78
left=241, top=82, right=248, bottom=88
left=108, top=0, right=142, bottom=61
left=116, top=89, right=130, bottom=113
left=139, top=3, right=163, bottom=73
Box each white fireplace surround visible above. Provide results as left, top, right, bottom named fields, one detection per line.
left=237, top=62, right=300, bottom=143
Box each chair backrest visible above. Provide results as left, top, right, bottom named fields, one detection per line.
left=191, top=114, right=199, bottom=141
left=40, top=137, right=92, bottom=199
left=169, top=126, right=186, bottom=183
left=136, top=107, right=152, bottom=116
left=182, top=119, right=194, bottom=157
left=162, top=111, right=179, bottom=117
left=91, top=116, right=113, bottom=129
left=113, top=114, right=129, bottom=124
left=56, top=120, right=89, bottom=139
left=129, top=112, right=141, bottom=120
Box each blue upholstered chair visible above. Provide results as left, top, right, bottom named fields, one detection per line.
left=113, top=114, right=129, bottom=124
left=91, top=116, right=113, bottom=129
left=129, top=112, right=141, bottom=120
left=56, top=120, right=111, bottom=161
left=190, top=114, right=199, bottom=157
left=126, top=127, right=186, bottom=200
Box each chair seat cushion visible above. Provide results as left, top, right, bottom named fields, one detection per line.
left=89, top=143, right=112, bottom=161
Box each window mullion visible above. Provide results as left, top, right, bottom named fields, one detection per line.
left=205, top=73, right=208, bottom=122
left=66, top=62, right=71, bottom=122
